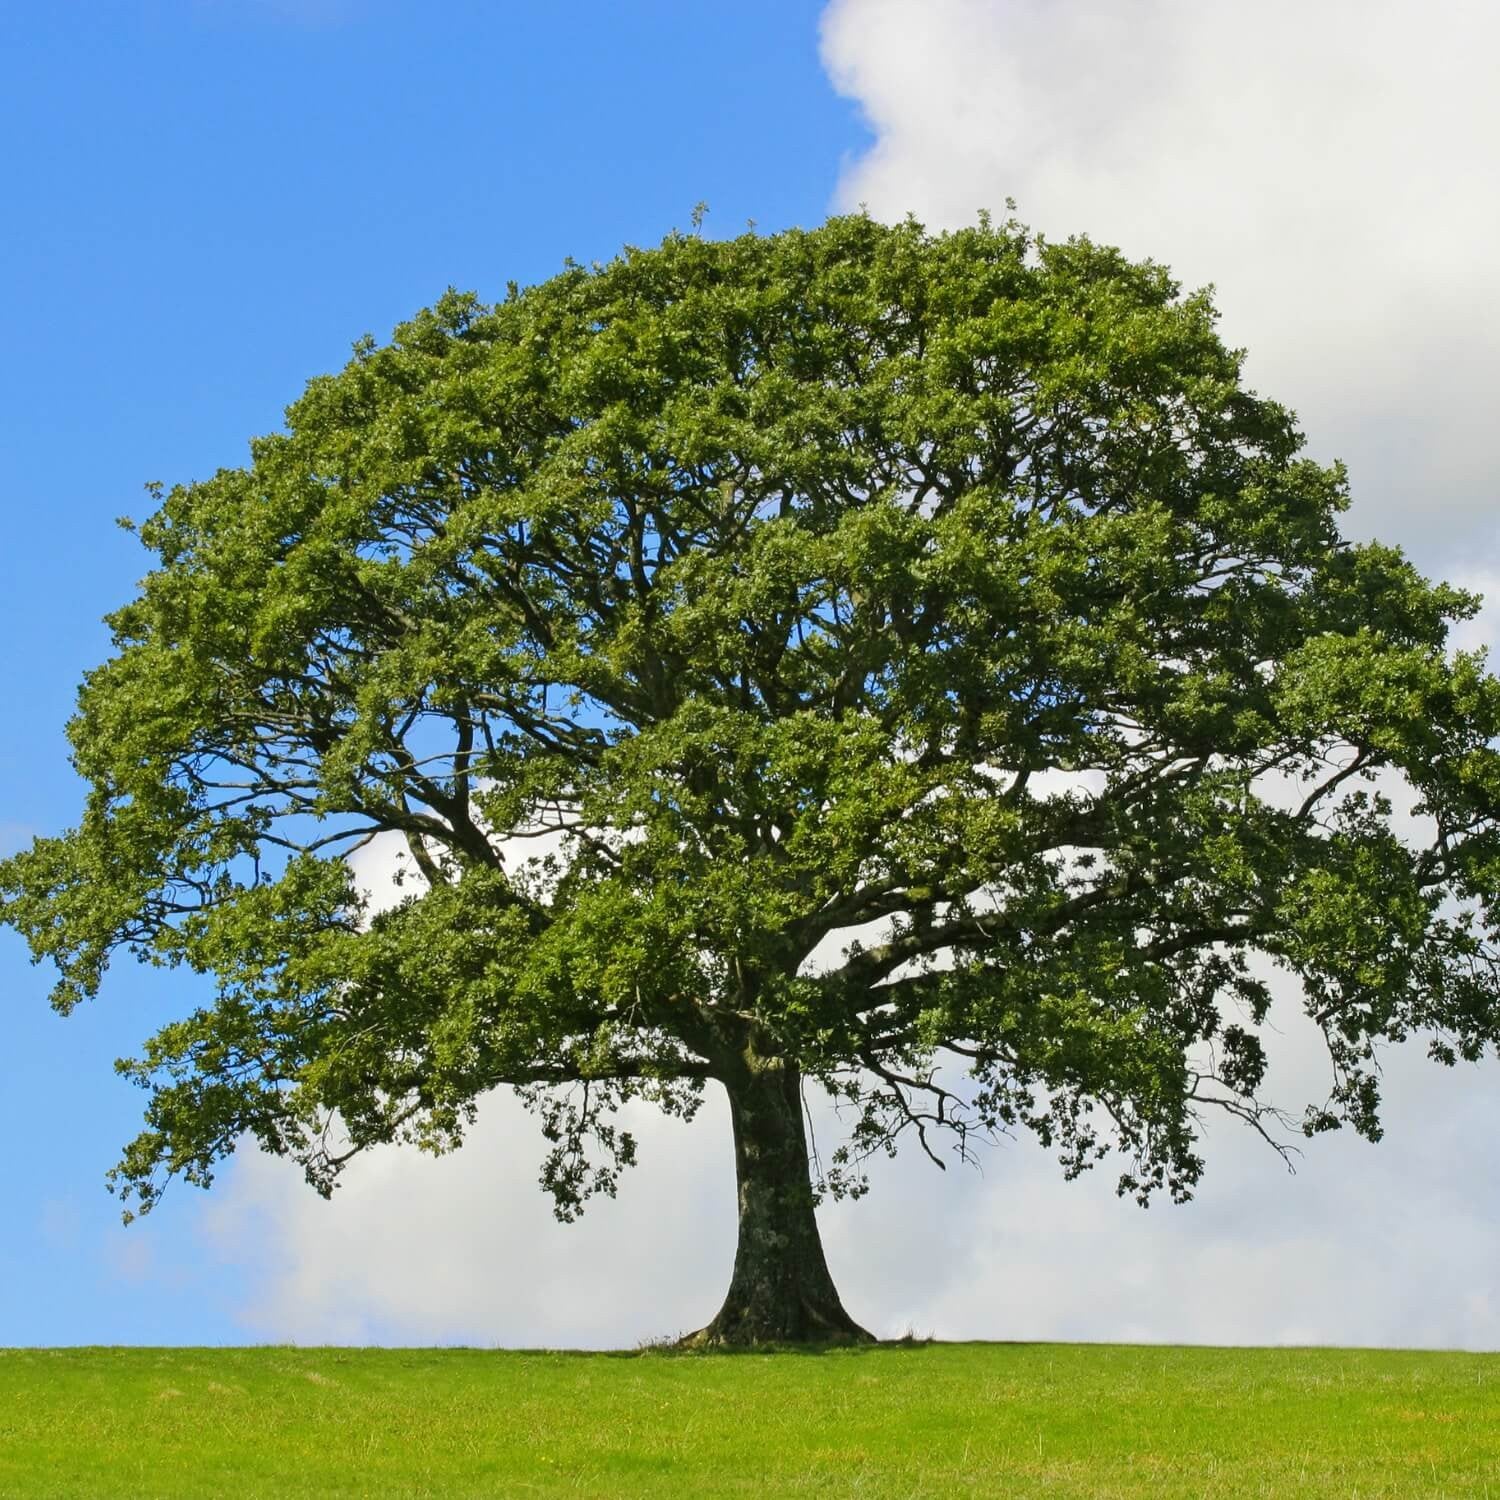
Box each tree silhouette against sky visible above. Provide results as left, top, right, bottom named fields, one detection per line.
left=6, top=214, right=1500, bottom=1345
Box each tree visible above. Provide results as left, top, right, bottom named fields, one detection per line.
left=6, top=213, right=1500, bottom=1348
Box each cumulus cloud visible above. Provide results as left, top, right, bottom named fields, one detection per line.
left=205, top=992, right=1500, bottom=1349
left=820, top=0, right=1500, bottom=570
left=203, top=1093, right=735, bottom=1347
left=1449, top=567, right=1500, bottom=661
left=205, top=831, right=1499, bottom=1350
left=810, top=0, right=1500, bottom=1349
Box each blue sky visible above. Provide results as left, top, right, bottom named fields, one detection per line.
left=0, top=0, right=865, bottom=1345
left=6, top=0, right=1500, bottom=1351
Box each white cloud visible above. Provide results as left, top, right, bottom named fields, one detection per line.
left=810, top=0, right=1500, bottom=1350
left=820, top=0, right=1500, bottom=565
left=205, top=830, right=1498, bottom=1351
left=205, top=993, right=1500, bottom=1349
left=202, top=1093, right=735, bottom=1347
left=203, top=727, right=1500, bottom=1352
left=1449, top=567, right=1500, bottom=660
left=869, top=988, right=1500, bottom=1351
left=346, top=831, right=418, bottom=922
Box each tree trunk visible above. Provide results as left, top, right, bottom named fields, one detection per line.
left=681, top=1046, right=874, bottom=1348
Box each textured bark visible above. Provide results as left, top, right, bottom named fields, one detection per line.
left=682, top=1047, right=874, bottom=1348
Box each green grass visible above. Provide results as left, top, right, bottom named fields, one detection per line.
left=2, top=1342, right=1498, bottom=1497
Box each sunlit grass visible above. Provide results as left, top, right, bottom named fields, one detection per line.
left=2, top=1342, right=1497, bottom=1497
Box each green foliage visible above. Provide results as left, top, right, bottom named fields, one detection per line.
left=6, top=212, right=1500, bottom=1223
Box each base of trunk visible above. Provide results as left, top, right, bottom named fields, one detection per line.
left=683, top=1045, right=876, bottom=1349
left=678, top=1289, right=875, bottom=1349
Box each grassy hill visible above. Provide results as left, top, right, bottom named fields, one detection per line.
left=2, top=1342, right=1497, bottom=1497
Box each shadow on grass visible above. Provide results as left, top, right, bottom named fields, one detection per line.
left=624, top=1331, right=948, bottom=1359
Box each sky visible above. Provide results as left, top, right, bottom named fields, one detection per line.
left=2, top=0, right=1497, bottom=1349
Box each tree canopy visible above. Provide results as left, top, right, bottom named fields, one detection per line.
left=6, top=212, right=1500, bottom=1344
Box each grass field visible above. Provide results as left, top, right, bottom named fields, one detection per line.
left=2, top=1342, right=1497, bottom=1497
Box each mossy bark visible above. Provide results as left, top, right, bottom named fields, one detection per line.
left=682, top=1048, right=873, bottom=1348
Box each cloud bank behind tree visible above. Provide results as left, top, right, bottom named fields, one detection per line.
left=821, top=0, right=1500, bottom=561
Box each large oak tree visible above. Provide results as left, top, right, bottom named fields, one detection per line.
left=6, top=214, right=1500, bottom=1346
